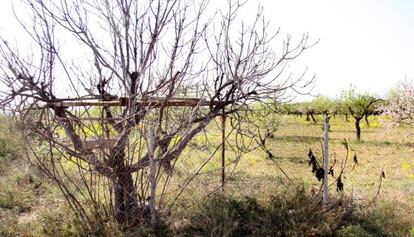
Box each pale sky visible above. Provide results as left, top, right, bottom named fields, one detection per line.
left=255, top=0, right=414, bottom=99
left=0, top=0, right=413, bottom=99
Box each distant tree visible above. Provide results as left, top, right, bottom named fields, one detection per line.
left=312, top=95, right=335, bottom=115
left=294, top=96, right=335, bottom=123
left=340, top=87, right=381, bottom=140
left=298, top=101, right=318, bottom=123
left=335, top=98, right=351, bottom=121
left=278, top=102, right=302, bottom=116
left=383, top=80, right=414, bottom=126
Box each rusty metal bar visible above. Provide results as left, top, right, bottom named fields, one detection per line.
left=45, top=98, right=227, bottom=108
left=60, top=117, right=122, bottom=121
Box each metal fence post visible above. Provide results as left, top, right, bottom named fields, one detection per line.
left=323, top=114, right=330, bottom=205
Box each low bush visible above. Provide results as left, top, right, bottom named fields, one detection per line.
left=179, top=185, right=413, bottom=237
left=338, top=201, right=414, bottom=237
left=336, top=225, right=373, bottom=237
left=180, top=185, right=339, bottom=236
left=0, top=117, right=22, bottom=161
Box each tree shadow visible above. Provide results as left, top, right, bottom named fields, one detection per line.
left=273, top=155, right=308, bottom=164
left=275, top=135, right=323, bottom=144
left=357, top=140, right=414, bottom=148
left=331, top=129, right=376, bottom=134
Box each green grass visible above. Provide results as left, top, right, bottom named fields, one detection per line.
left=269, top=115, right=414, bottom=203
left=170, top=115, right=414, bottom=228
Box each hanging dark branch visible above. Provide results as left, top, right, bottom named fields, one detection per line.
left=307, top=139, right=358, bottom=193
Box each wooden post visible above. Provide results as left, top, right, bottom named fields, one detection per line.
left=221, top=110, right=226, bottom=193
left=323, top=114, right=330, bottom=205
left=147, top=127, right=157, bottom=229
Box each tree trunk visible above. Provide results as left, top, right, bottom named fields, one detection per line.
left=113, top=161, right=140, bottom=226
left=345, top=114, right=349, bottom=122
left=355, top=118, right=362, bottom=141
left=310, top=113, right=317, bottom=123
left=111, top=145, right=140, bottom=226
left=364, top=114, right=370, bottom=127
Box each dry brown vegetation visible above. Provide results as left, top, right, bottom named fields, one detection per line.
left=1, top=114, right=414, bottom=236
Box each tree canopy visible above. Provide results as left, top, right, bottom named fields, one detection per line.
left=339, top=86, right=381, bottom=140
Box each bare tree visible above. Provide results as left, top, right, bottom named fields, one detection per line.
left=0, top=0, right=314, bottom=230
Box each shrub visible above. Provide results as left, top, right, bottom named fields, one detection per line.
left=336, top=225, right=373, bottom=237
left=180, top=185, right=413, bottom=237
left=182, top=185, right=342, bottom=236
left=0, top=117, right=23, bottom=166
left=0, top=191, right=30, bottom=212
left=338, top=201, right=414, bottom=237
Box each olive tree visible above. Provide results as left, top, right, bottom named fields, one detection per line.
left=339, top=87, right=381, bottom=140
left=298, top=101, right=318, bottom=123
left=0, top=0, right=314, bottom=230
left=312, top=95, right=335, bottom=115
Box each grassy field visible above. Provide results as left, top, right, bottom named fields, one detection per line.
left=267, top=115, right=414, bottom=203
left=172, top=115, right=414, bottom=204
left=2, top=114, right=414, bottom=236
left=165, top=114, right=414, bottom=235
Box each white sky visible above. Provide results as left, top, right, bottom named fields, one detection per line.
left=254, top=0, right=414, bottom=99
left=1, top=0, right=414, bottom=99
